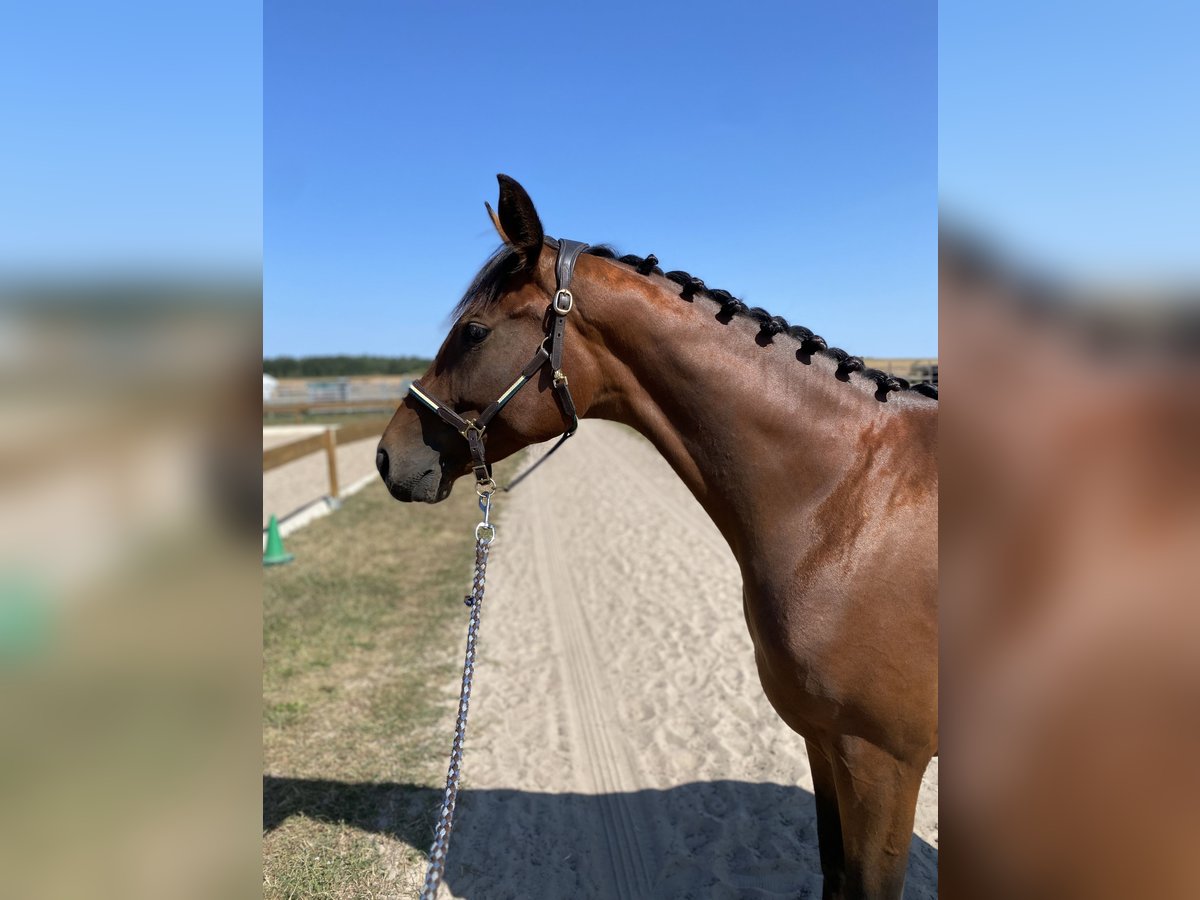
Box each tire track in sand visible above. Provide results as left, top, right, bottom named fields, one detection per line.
left=525, top=463, right=658, bottom=897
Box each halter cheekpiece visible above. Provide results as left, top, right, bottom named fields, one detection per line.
left=407, top=238, right=590, bottom=493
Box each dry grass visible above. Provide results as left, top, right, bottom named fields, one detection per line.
left=263, top=457, right=521, bottom=899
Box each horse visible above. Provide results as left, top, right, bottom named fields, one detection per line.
left=377, top=175, right=938, bottom=899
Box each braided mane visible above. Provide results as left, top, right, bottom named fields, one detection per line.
left=583, top=246, right=938, bottom=401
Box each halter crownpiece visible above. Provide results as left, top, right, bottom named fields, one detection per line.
left=407, top=238, right=590, bottom=492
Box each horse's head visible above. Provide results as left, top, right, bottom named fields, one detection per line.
left=377, top=175, right=592, bottom=502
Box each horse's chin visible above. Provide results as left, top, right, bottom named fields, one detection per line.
left=386, top=468, right=453, bottom=504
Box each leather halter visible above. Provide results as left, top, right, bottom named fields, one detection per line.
left=407, top=238, right=590, bottom=492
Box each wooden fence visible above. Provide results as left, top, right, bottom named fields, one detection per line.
left=262, top=418, right=390, bottom=500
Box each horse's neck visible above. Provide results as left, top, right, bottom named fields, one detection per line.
left=575, top=263, right=896, bottom=559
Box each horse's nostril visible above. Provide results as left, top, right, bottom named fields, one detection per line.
left=376, top=447, right=389, bottom=480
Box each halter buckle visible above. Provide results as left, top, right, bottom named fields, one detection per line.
left=553, top=369, right=569, bottom=388
left=553, top=289, right=574, bottom=315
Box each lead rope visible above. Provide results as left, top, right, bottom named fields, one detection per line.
left=418, top=485, right=496, bottom=900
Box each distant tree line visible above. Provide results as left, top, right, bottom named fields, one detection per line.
left=263, top=355, right=433, bottom=378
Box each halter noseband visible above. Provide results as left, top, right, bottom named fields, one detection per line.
left=407, top=238, right=590, bottom=493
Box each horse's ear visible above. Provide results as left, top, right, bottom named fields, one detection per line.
left=484, top=201, right=509, bottom=244
left=495, top=174, right=544, bottom=272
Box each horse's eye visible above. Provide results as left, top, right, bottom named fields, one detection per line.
left=464, top=322, right=490, bottom=344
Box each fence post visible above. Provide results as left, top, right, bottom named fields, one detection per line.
left=323, top=427, right=340, bottom=500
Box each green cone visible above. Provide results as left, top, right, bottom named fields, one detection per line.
left=263, top=515, right=294, bottom=566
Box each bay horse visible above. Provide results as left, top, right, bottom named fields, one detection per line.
left=377, top=175, right=938, bottom=899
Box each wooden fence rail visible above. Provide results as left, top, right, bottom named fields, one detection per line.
left=261, top=431, right=330, bottom=471
left=263, top=417, right=391, bottom=501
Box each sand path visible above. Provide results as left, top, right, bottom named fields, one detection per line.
left=440, top=420, right=937, bottom=899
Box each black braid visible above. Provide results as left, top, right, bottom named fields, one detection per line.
left=835, top=354, right=866, bottom=380
left=745, top=306, right=773, bottom=327
left=761, top=315, right=789, bottom=337
left=714, top=292, right=747, bottom=322
left=581, top=245, right=936, bottom=402
left=664, top=270, right=707, bottom=301
left=635, top=254, right=659, bottom=275
left=801, top=334, right=828, bottom=353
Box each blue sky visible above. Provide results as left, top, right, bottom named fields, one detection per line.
left=0, top=1, right=262, bottom=274
left=6, top=2, right=1193, bottom=346
left=940, top=2, right=1200, bottom=282
left=264, top=1, right=937, bottom=358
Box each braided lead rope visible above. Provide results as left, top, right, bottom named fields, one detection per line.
left=418, top=496, right=495, bottom=900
